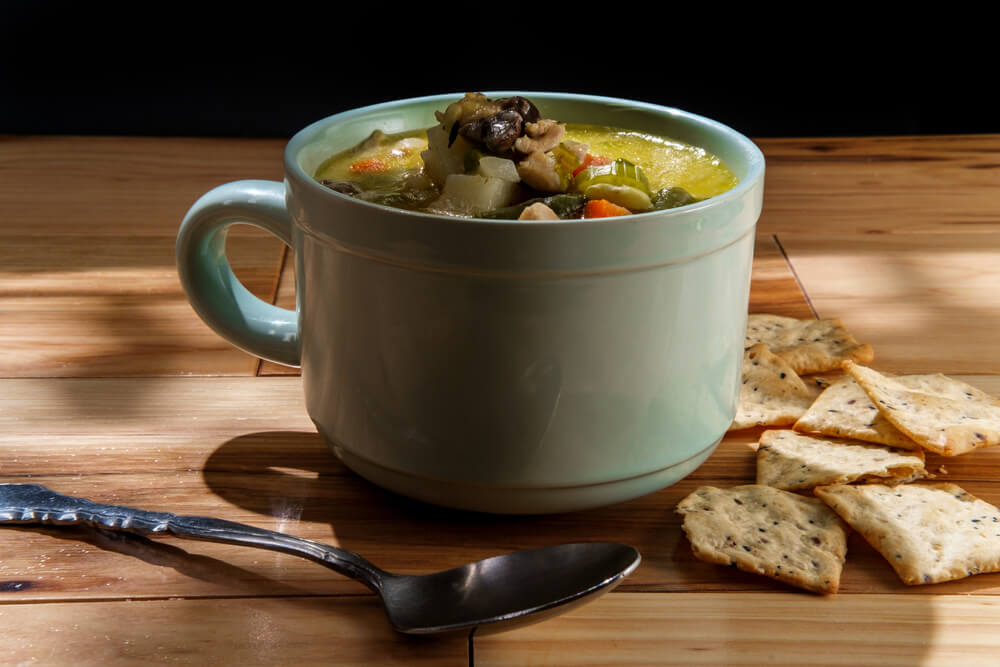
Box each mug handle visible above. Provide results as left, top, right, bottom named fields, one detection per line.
left=176, top=179, right=300, bottom=367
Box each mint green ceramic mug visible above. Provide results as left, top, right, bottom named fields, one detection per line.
left=176, top=93, right=764, bottom=514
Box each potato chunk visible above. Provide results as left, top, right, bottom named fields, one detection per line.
left=429, top=174, right=518, bottom=217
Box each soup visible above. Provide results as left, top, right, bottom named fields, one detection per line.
left=314, top=93, right=738, bottom=220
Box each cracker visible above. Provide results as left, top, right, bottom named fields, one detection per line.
left=675, top=484, right=849, bottom=594
left=793, top=375, right=920, bottom=450
left=731, top=344, right=822, bottom=430
left=746, top=314, right=874, bottom=375
left=756, top=429, right=928, bottom=491
left=844, top=361, right=1000, bottom=456
left=814, top=483, right=1000, bottom=585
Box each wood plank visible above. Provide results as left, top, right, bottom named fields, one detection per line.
left=0, top=596, right=468, bottom=666
left=0, top=136, right=289, bottom=377
left=0, top=231, right=280, bottom=377
left=0, top=377, right=312, bottom=436
left=777, top=233, right=1000, bottom=374
left=6, top=133, right=1000, bottom=663
left=0, top=135, right=285, bottom=237
left=258, top=246, right=299, bottom=376
left=747, top=234, right=813, bottom=318
left=755, top=135, right=1000, bottom=237
left=5, top=377, right=1000, bottom=603
left=476, top=592, right=1000, bottom=666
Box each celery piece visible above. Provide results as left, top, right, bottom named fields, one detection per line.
left=463, top=149, right=484, bottom=174
left=651, top=186, right=700, bottom=210
left=551, top=143, right=582, bottom=175
left=583, top=183, right=652, bottom=212
left=572, top=158, right=652, bottom=197
left=539, top=193, right=587, bottom=218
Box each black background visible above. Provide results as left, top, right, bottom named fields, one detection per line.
left=3, top=4, right=995, bottom=139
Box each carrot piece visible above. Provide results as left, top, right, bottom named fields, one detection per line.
left=583, top=199, right=632, bottom=219
left=349, top=157, right=388, bottom=174
left=572, top=154, right=612, bottom=178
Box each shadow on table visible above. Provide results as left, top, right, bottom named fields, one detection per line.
left=3, top=523, right=305, bottom=593
left=196, top=432, right=977, bottom=663
left=1, top=223, right=282, bottom=378
left=199, top=430, right=533, bottom=536
left=197, top=429, right=682, bottom=596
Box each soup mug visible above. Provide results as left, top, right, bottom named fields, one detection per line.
left=176, top=92, right=765, bottom=514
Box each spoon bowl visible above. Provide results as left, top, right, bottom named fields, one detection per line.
left=380, top=541, right=640, bottom=635
left=0, top=484, right=639, bottom=635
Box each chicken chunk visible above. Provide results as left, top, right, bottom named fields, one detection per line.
left=517, top=202, right=560, bottom=220
left=517, top=151, right=564, bottom=193
left=514, top=119, right=565, bottom=155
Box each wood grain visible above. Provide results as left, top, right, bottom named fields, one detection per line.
left=0, top=596, right=468, bottom=666
left=7, top=592, right=999, bottom=666
left=1, top=134, right=816, bottom=378
left=0, top=230, right=281, bottom=377
left=4, top=133, right=1000, bottom=664
left=258, top=246, right=299, bottom=377
left=0, top=136, right=287, bottom=377
left=755, top=135, right=1000, bottom=237
left=476, top=592, right=1000, bottom=666
left=0, top=135, right=285, bottom=236
left=5, top=376, right=1000, bottom=606
left=776, top=233, right=1000, bottom=374
left=747, top=235, right=813, bottom=318
left=754, top=135, right=1000, bottom=376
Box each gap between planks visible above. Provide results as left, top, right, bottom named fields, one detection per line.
left=255, top=243, right=291, bottom=377
left=771, top=233, right=817, bottom=318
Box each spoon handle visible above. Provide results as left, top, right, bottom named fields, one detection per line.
left=0, top=483, right=385, bottom=591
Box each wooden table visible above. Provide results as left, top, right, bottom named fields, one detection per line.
left=2, top=133, right=1000, bottom=665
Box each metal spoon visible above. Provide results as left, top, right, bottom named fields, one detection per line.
left=0, top=483, right=639, bottom=635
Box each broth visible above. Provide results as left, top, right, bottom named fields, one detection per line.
left=314, top=94, right=738, bottom=220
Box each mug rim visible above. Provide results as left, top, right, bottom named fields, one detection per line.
left=283, top=91, right=765, bottom=226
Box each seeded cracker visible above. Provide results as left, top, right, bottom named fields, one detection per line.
left=844, top=361, right=1000, bottom=456
left=815, top=483, right=1000, bottom=585
left=731, top=344, right=822, bottom=430
left=746, top=314, right=874, bottom=375
left=756, top=429, right=928, bottom=491
left=675, top=485, right=849, bottom=594
left=794, top=375, right=920, bottom=450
